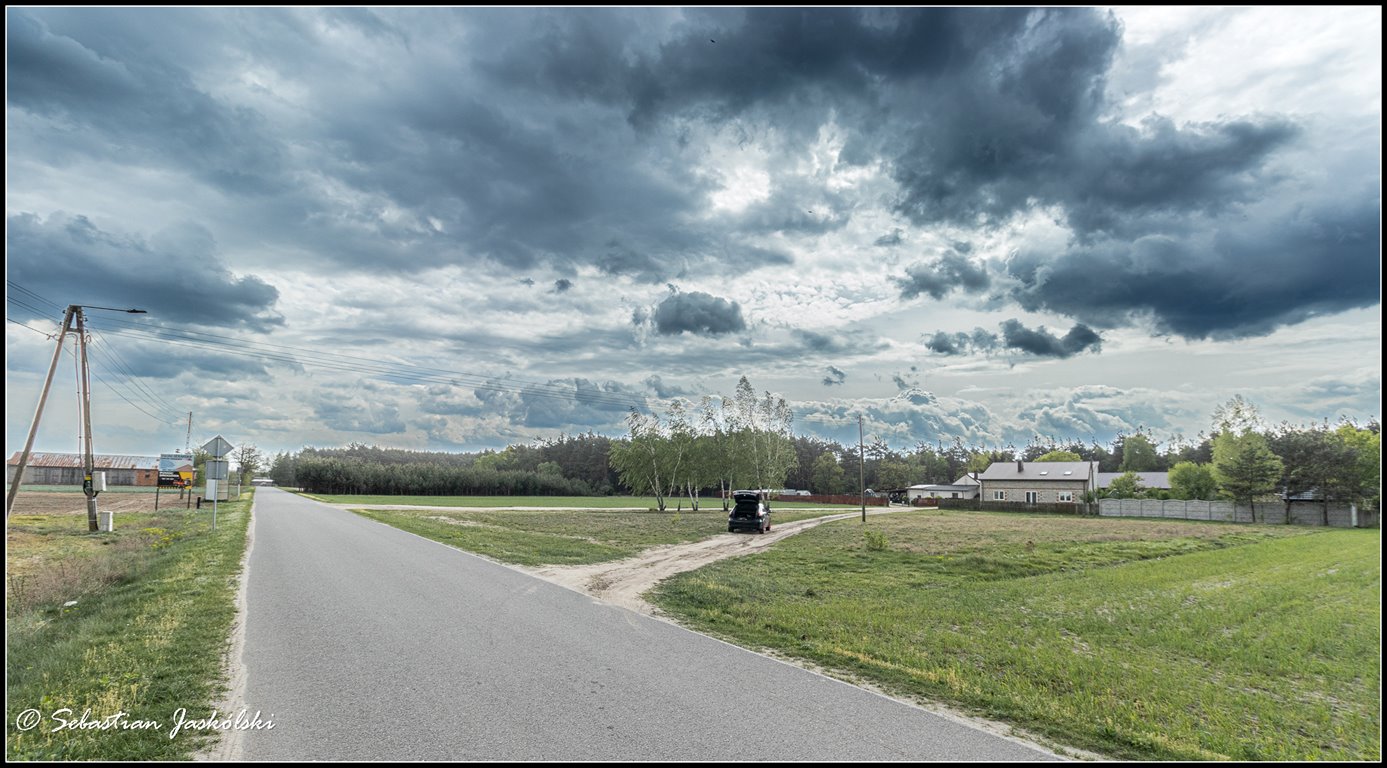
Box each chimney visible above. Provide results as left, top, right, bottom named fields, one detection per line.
left=1016, top=460, right=1024, bottom=473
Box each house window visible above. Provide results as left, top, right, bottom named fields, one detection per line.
left=951, top=492, right=958, bottom=498
left=993, top=490, right=1006, bottom=501
left=1025, top=491, right=1039, bottom=504
left=1058, top=491, right=1074, bottom=502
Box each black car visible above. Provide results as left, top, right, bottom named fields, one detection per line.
left=728, top=490, right=771, bottom=533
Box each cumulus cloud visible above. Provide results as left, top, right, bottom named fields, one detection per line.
left=822, top=366, right=846, bottom=386
left=552, top=278, right=573, bottom=293
left=652, top=291, right=746, bottom=336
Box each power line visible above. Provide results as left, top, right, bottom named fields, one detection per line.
left=6, top=318, right=56, bottom=337
left=86, top=341, right=186, bottom=424
left=7, top=279, right=651, bottom=411
left=60, top=341, right=181, bottom=427
left=87, top=319, right=650, bottom=411
left=91, top=314, right=646, bottom=408
left=86, top=330, right=187, bottom=420
left=5, top=281, right=64, bottom=312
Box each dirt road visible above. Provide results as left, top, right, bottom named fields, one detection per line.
left=522, top=508, right=898, bottom=614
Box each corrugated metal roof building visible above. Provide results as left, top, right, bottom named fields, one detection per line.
left=6, top=452, right=160, bottom=486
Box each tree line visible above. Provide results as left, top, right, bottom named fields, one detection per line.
left=266, top=391, right=1378, bottom=517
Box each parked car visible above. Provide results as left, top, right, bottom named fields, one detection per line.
left=728, top=490, right=771, bottom=533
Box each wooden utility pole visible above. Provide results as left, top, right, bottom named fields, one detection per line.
left=76, top=309, right=100, bottom=532
left=859, top=414, right=866, bottom=523
left=6, top=306, right=76, bottom=519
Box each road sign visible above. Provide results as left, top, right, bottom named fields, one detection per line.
left=202, top=435, right=234, bottom=458
left=206, top=460, right=229, bottom=481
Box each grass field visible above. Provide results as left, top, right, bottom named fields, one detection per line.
left=302, top=492, right=861, bottom=510
left=6, top=493, right=253, bottom=760
left=350, top=506, right=839, bottom=567
left=650, top=510, right=1381, bottom=761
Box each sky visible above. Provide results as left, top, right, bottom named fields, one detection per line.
left=5, top=7, right=1382, bottom=460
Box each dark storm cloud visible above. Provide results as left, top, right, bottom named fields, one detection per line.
left=5, top=6, right=1375, bottom=346
left=606, top=8, right=1346, bottom=339
left=1000, top=320, right=1101, bottom=359
left=1006, top=198, right=1382, bottom=339
left=552, top=279, right=573, bottom=293
left=923, top=321, right=1096, bottom=359
left=822, top=366, right=846, bottom=386
left=7, top=10, right=287, bottom=196
left=896, top=252, right=990, bottom=300
left=652, top=292, right=746, bottom=336
left=6, top=213, right=282, bottom=331
left=924, top=327, right=999, bottom=356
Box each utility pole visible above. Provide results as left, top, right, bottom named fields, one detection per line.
left=6, top=303, right=146, bottom=526
left=6, top=306, right=76, bottom=519
left=185, top=412, right=192, bottom=454
left=76, top=309, right=100, bottom=532
left=859, top=414, right=866, bottom=523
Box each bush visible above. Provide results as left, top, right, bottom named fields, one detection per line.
left=864, top=529, right=889, bottom=551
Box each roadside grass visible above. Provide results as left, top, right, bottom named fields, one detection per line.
left=5, top=493, right=253, bottom=760
left=351, top=507, right=837, bottom=567
left=650, top=510, right=1380, bottom=761
left=302, top=492, right=861, bottom=510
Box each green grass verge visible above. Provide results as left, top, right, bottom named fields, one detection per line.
left=649, top=510, right=1381, bottom=761
left=6, top=494, right=253, bottom=760
left=301, top=492, right=861, bottom=510
left=350, top=507, right=839, bottom=567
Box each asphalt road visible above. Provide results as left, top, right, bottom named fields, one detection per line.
left=238, top=488, right=1058, bottom=760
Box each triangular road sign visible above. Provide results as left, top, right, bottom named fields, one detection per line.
left=202, top=435, right=235, bottom=458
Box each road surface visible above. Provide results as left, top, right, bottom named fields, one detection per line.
left=236, top=488, right=1057, bottom=760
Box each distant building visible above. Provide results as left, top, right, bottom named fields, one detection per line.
left=978, top=461, right=1097, bottom=505
left=907, top=474, right=981, bottom=501
left=6, top=452, right=159, bottom=486
left=1096, top=472, right=1171, bottom=491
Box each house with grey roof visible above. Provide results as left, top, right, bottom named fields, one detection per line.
left=978, top=460, right=1097, bottom=505
left=906, top=473, right=980, bottom=502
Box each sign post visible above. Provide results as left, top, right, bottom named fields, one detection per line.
left=201, top=436, right=234, bottom=532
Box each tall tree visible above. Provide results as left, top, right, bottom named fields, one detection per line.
left=1119, top=432, right=1160, bottom=472
left=1105, top=471, right=1145, bottom=499
left=811, top=453, right=846, bottom=495
left=609, top=410, right=674, bottom=511
left=1168, top=461, right=1217, bottom=500
left=1213, top=430, right=1284, bottom=514
left=1336, top=422, right=1381, bottom=511
left=234, top=444, right=263, bottom=483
